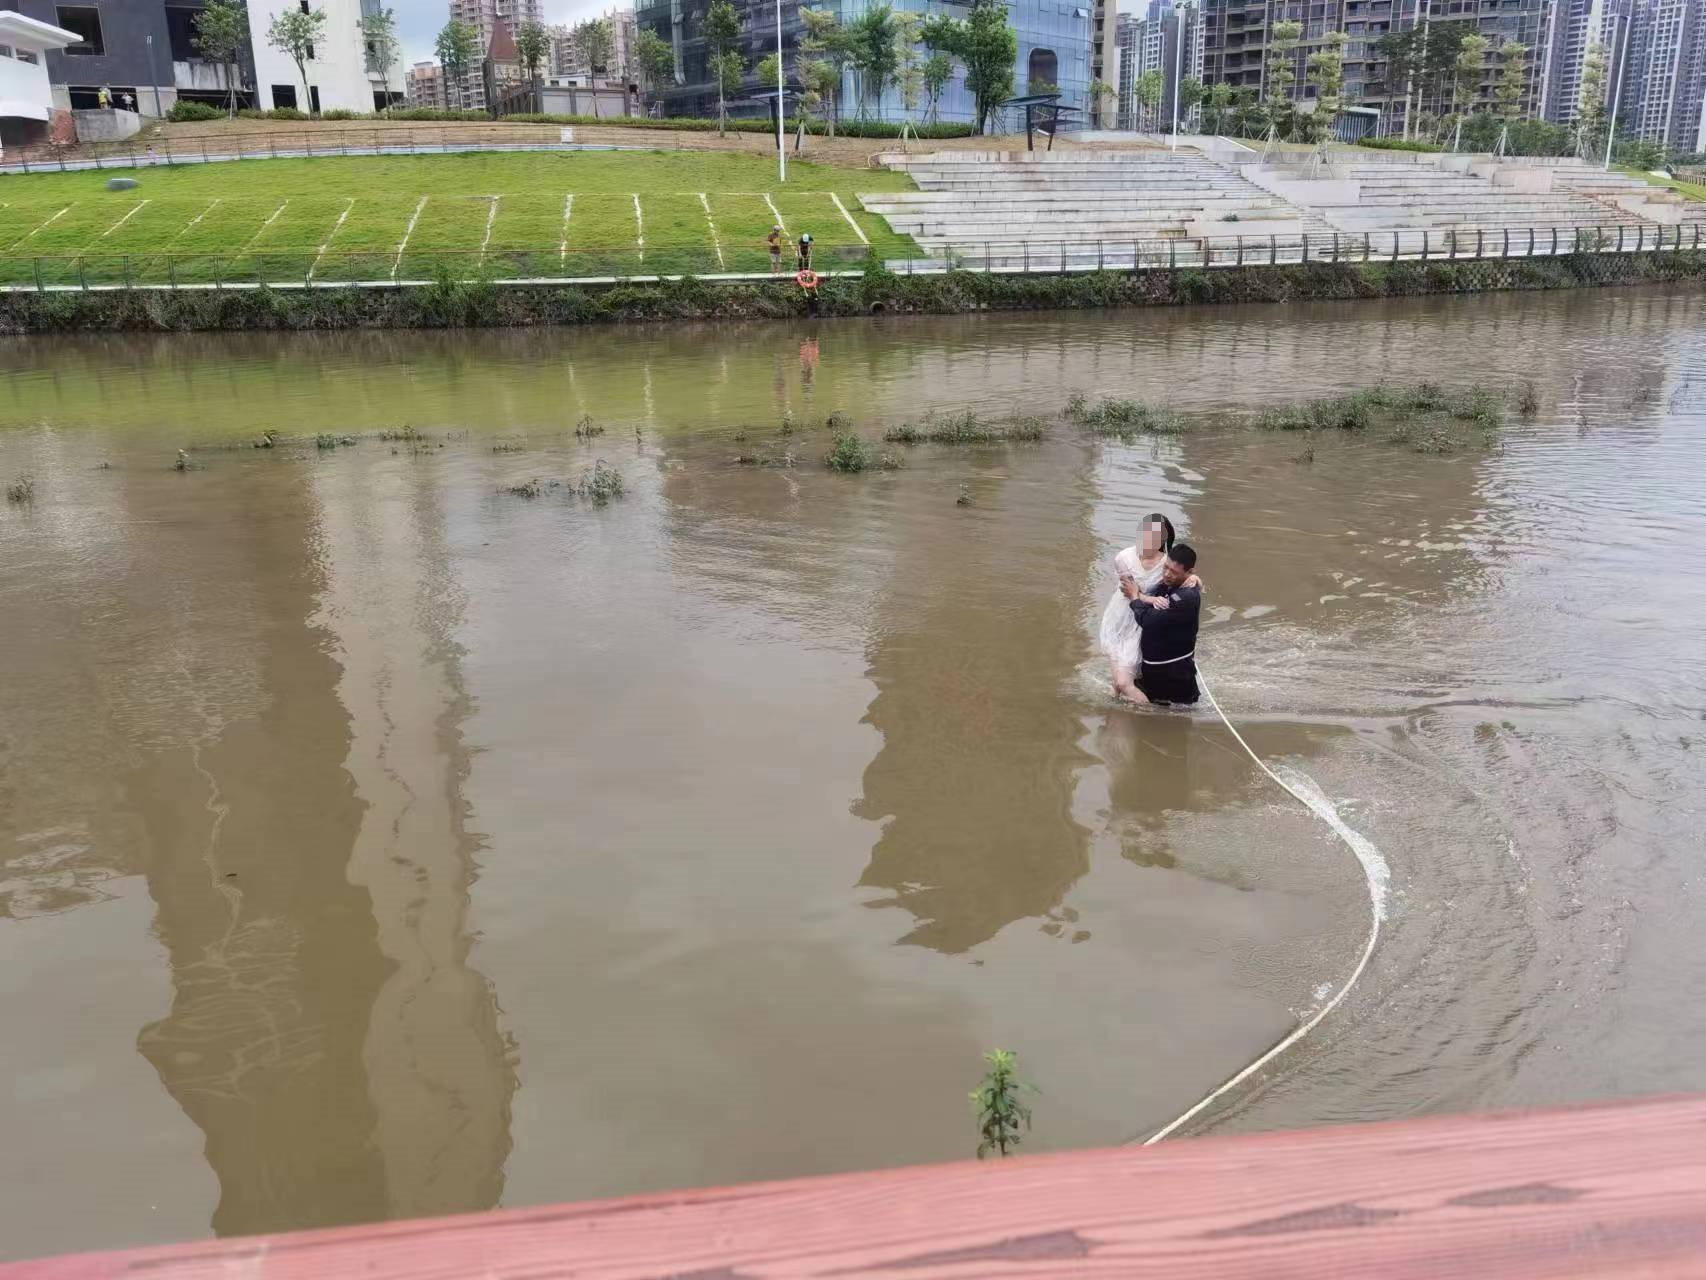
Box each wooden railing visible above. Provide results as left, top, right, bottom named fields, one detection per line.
left=7, top=1094, right=1706, bottom=1278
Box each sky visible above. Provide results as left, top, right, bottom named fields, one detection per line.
left=396, top=0, right=617, bottom=68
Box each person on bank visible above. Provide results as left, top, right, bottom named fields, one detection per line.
left=1120, top=542, right=1201, bottom=706
left=767, top=225, right=786, bottom=275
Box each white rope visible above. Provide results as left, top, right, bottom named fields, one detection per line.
left=1142, top=667, right=1386, bottom=1145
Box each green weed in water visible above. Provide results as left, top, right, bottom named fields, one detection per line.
left=1068, top=397, right=1186, bottom=439
left=971, top=1049, right=1035, bottom=1159
left=885, top=411, right=1046, bottom=445
left=1518, top=381, right=1540, bottom=417
left=575, top=460, right=625, bottom=502
left=378, top=425, right=422, bottom=442
left=825, top=431, right=876, bottom=472
left=575, top=415, right=606, bottom=440
left=491, top=440, right=526, bottom=454
left=6, top=474, right=34, bottom=504
left=316, top=433, right=358, bottom=449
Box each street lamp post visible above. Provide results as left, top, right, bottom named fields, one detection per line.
left=776, top=0, right=786, bottom=182
left=1603, top=12, right=1629, bottom=170
left=148, top=33, right=163, bottom=118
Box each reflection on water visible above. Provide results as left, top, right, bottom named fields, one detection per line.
left=4, top=285, right=1706, bottom=1261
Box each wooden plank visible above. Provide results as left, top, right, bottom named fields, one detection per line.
left=11, top=1095, right=1706, bottom=1279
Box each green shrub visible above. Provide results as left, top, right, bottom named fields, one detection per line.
left=825, top=431, right=875, bottom=472
left=1356, top=136, right=1442, bottom=153
left=321, top=108, right=359, bottom=121
left=267, top=106, right=309, bottom=121
left=167, top=101, right=224, bottom=122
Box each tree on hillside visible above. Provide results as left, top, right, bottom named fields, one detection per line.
left=1576, top=39, right=1609, bottom=158
left=921, top=51, right=952, bottom=124
left=1454, top=32, right=1489, bottom=118
left=436, top=19, right=480, bottom=110
left=268, top=5, right=327, bottom=115
left=921, top=0, right=1016, bottom=135
left=800, top=7, right=852, bottom=134
left=192, top=0, right=249, bottom=117
left=1494, top=41, right=1528, bottom=120
left=515, top=19, right=551, bottom=95
left=1304, top=30, right=1347, bottom=142
left=1135, top=68, right=1162, bottom=131
left=361, top=7, right=401, bottom=113
left=849, top=3, right=899, bottom=120
left=704, top=0, right=742, bottom=135
left=635, top=28, right=677, bottom=109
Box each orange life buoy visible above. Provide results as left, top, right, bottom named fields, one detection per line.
left=796, top=269, right=819, bottom=289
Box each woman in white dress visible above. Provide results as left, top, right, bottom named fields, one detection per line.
left=1099, top=514, right=1191, bottom=701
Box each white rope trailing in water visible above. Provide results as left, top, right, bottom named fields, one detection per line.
left=1142, top=668, right=1388, bottom=1145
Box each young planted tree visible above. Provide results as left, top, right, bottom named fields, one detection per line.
left=893, top=12, right=925, bottom=136
left=1494, top=40, right=1528, bottom=120
left=1087, top=76, right=1114, bottom=128
left=801, top=57, right=840, bottom=143
left=361, top=6, right=401, bottom=113
left=849, top=3, right=899, bottom=121
left=192, top=0, right=249, bottom=117
left=1420, top=20, right=1465, bottom=119
left=1135, top=68, right=1163, bottom=132
left=800, top=7, right=853, bottom=134
left=1576, top=38, right=1609, bottom=158
left=1304, top=30, right=1347, bottom=143
left=575, top=18, right=614, bottom=116
left=1454, top=32, right=1489, bottom=119
left=970, top=1049, right=1035, bottom=1160
left=1178, top=75, right=1206, bottom=130
left=635, top=28, right=677, bottom=110
left=267, top=5, right=328, bottom=115
left=920, top=0, right=1016, bottom=136
left=1265, top=19, right=1301, bottom=136
left=436, top=18, right=480, bottom=111
left=704, top=0, right=743, bottom=136
left=1375, top=27, right=1418, bottom=137
left=515, top=19, right=551, bottom=99
left=922, top=50, right=952, bottom=124
left=1201, top=78, right=1234, bottom=133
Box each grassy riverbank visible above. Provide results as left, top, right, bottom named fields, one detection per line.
left=0, top=151, right=918, bottom=283
left=3, top=250, right=1702, bottom=334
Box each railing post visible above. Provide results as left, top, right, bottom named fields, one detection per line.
left=1270, top=233, right=1277, bottom=265
left=1098, top=240, right=1104, bottom=270
left=1502, top=228, right=1509, bottom=258
left=168, top=257, right=177, bottom=288
left=1618, top=224, right=1626, bottom=252
left=1421, top=230, right=1428, bottom=261
left=1476, top=228, right=1484, bottom=258
left=1168, top=238, right=1175, bottom=270
left=1236, top=235, right=1243, bottom=267
left=270, top=133, right=277, bottom=158
left=214, top=256, right=223, bottom=290
left=1528, top=227, right=1535, bottom=256
left=1364, top=232, right=1371, bottom=262
left=77, top=258, right=87, bottom=290
left=1392, top=231, right=1399, bottom=263
left=1022, top=242, right=1028, bottom=272
left=1301, top=233, right=1309, bottom=263
left=1331, top=233, right=1339, bottom=264
left=1551, top=227, right=1558, bottom=256
left=122, top=255, right=131, bottom=289
left=1696, top=223, right=1702, bottom=251
left=33, top=258, right=43, bottom=292
left=985, top=241, right=991, bottom=273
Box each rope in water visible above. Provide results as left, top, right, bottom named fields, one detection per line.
left=1141, top=667, right=1384, bottom=1145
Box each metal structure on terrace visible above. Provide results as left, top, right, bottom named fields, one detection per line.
left=0, top=221, right=1700, bottom=291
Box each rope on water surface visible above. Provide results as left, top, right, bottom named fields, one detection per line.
left=1141, top=668, right=1384, bottom=1145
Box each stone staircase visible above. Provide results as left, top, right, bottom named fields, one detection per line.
left=860, top=150, right=1331, bottom=269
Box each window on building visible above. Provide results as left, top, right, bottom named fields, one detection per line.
left=166, top=5, right=199, bottom=61
left=1027, top=46, right=1058, bottom=89
left=17, top=47, right=37, bottom=63
left=299, top=0, right=315, bottom=59
left=272, top=83, right=298, bottom=109
left=66, top=84, right=103, bottom=108
left=0, top=44, right=11, bottom=59
left=56, top=5, right=103, bottom=55
left=309, top=85, right=321, bottom=113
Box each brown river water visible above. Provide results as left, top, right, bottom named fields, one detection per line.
left=3, top=288, right=1706, bottom=1261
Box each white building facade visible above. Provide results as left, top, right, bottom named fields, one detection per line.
left=250, top=0, right=404, bottom=113
left=0, top=10, right=79, bottom=152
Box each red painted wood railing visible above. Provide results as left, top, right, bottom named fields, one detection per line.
left=8, top=1094, right=1706, bottom=1278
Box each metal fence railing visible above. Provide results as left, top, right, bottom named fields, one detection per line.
left=0, top=125, right=588, bottom=174
left=0, top=222, right=1698, bottom=291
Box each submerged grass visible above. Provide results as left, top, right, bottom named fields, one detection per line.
left=825, top=431, right=901, bottom=472
left=1064, top=395, right=1186, bottom=439
left=884, top=410, right=1046, bottom=445
left=6, top=474, right=34, bottom=504
left=575, top=459, right=625, bottom=502
left=1250, top=381, right=1507, bottom=450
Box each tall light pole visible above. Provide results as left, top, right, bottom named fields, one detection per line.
left=776, top=0, right=787, bottom=182
left=1170, top=2, right=1185, bottom=148
left=147, top=33, right=163, bottom=118
left=1603, top=11, right=1630, bottom=170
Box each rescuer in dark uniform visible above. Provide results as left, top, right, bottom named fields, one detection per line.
left=1121, top=542, right=1201, bottom=706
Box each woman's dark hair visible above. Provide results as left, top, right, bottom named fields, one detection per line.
left=1143, top=514, right=1176, bottom=550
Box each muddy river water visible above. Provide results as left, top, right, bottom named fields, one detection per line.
left=3, top=288, right=1706, bottom=1260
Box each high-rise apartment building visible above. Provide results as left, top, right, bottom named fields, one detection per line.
left=448, top=0, right=544, bottom=107
left=407, top=60, right=447, bottom=108
left=550, top=8, right=639, bottom=80
left=1093, top=0, right=1120, bottom=124
left=1616, top=0, right=1706, bottom=147
left=1117, top=1, right=1200, bottom=130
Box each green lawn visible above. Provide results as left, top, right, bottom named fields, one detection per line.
left=0, top=151, right=919, bottom=284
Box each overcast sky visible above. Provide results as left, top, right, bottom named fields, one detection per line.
left=396, top=0, right=617, bottom=67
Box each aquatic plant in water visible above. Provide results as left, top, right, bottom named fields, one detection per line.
left=575, top=460, right=625, bottom=502
left=6, top=474, right=34, bottom=504
left=971, top=1049, right=1034, bottom=1159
